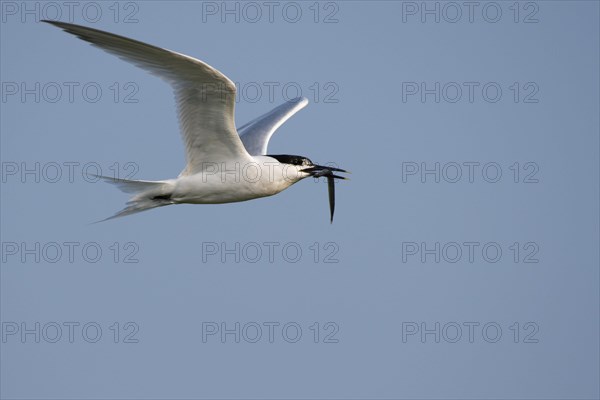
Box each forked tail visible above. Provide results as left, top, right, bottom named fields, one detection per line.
left=93, top=176, right=174, bottom=222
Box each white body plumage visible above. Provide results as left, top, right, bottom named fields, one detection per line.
left=44, top=20, right=347, bottom=222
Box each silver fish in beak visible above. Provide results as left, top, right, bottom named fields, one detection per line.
left=301, top=165, right=349, bottom=223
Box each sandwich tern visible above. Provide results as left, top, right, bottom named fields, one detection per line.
left=43, top=21, right=348, bottom=223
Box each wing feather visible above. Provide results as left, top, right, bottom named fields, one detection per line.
left=238, top=97, right=308, bottom=155
left=43, top=20, right=251, bottom=175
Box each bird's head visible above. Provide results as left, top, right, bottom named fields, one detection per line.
left=267, top=154, right=349, bottom=223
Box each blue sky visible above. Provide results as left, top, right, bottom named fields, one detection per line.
left=1, top=1, right=599, bottom=399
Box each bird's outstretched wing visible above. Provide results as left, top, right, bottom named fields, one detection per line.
left=43, top=20, right=252, bottom=176
left=238, top=97, right=308, bottom=155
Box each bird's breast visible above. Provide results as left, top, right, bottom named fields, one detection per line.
left=171, top=159, right=301, bottom=204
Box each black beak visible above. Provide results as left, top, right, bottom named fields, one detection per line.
left=301, top=165, right=349, bottom=223
left=301, top=165, right=349, bottom=175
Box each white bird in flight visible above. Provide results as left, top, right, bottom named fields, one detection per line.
left=43, top=21, right=348, bottom=223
